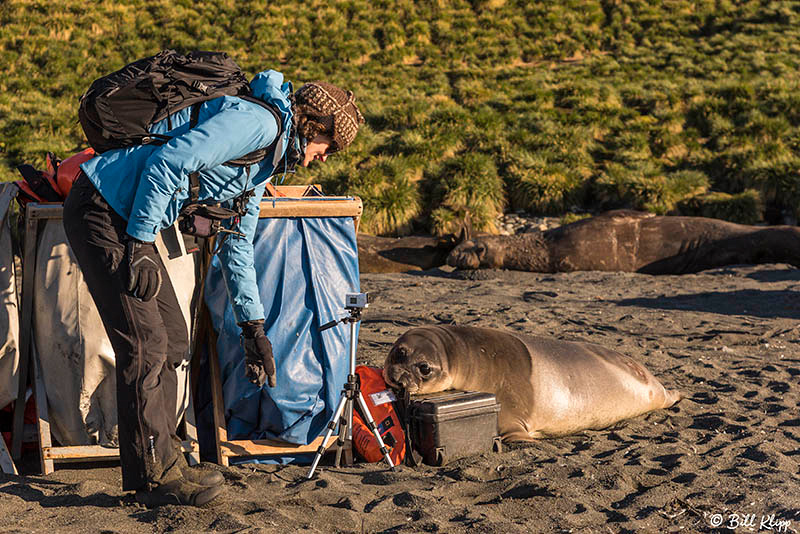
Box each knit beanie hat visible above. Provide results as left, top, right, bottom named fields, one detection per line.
left=293, top=82, right=364, bottom=153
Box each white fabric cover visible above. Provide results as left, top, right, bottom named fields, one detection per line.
left=0, top=184, right=20, bottom=410
left=32, top=220, right=197, bottom=446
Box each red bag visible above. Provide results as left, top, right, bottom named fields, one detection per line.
left=352, top=366, right=405, bottom=464
left=15, top=148, right=96, bottom=206
left=1, top=392, right=38, bottom=454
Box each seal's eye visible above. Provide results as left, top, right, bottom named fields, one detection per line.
left=417, top=363, right=431, bottom=377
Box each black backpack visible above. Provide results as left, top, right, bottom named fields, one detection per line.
left=78, top=49, right=282, bottom=159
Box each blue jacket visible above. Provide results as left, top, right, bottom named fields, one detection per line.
left=81, top=69, right=295, bottom=323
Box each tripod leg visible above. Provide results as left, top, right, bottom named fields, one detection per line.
left=307, top=391, right=348, bottom=479
left=342, top=398, right=354, bottom=466
left=356, top=392, right=395, bottom=470
left=333, top=399, right=349, bottom=467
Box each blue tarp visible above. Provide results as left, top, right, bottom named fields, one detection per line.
left=204, top=216, right=358, bottom=445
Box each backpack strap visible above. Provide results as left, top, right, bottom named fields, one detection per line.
left=223, top=96, right=283, bottom=167
left=186, top=97, right=284, bottom=205
left=186, top=96, right=283, bottom=167
left=189, top=103, right=202, bottom=129
left=16, top=165, right=62, bottom=203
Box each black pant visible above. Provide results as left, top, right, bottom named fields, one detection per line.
left=63, top=174, right=189, bottom=491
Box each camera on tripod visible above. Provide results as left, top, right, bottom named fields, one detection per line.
left=345, top=292, right=369, bottom=310
left=307, top=289, right=396, bottom=478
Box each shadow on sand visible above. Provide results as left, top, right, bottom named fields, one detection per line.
left=615, top=287, right=800, bottom=319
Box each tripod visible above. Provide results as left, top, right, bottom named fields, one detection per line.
left=306, top=304, right=396, bottom=478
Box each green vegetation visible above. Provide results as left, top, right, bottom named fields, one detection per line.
left=2, top=0, right=800, bottom=235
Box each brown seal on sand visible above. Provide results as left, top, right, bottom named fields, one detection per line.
left=447, top=210, right=800, bottom=274
left=383, top=325, right=681, bottom=441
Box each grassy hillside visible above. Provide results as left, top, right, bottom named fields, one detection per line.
left=2, top=0, right=800, bottom=234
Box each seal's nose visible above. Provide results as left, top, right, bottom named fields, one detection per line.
left=382, top=366, right=408, bottom=389
left=447, top=248, right=478, bottom=269
left=446, top=251, right=458, bottom=267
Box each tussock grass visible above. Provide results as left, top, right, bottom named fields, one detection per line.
left=347, top=155, right=423, bottom=236
left=677, top=189, right=763, bottom=225
left=427, top=152, right=504, bottom=235
left=3, top=0, right=800, bottom=234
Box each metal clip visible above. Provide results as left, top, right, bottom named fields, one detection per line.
left=217, top=227, right=246, bottom=238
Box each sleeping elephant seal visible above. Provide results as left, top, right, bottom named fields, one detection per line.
left=383, top=325, right=681, bottom=441
left=447, top=210, right=800, bottom=274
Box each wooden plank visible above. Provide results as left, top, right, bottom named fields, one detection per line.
left=0, top=433, right=17, bottom=475
left=42, top=440, right=197, bottom=462
left=32, top=346, right=54, bottom=474
left=268, top=185, right=322, bottom=198
left=258, top=198, right=362, bottom=219
left=183, top=386, right=200, bottom=466
left=179, top=439, right=199, bottom=459
left=206, top=315, right=229, bottom=467
left=27, top=203, right=64, bottom=220
left=180, top=440, right=198, bottom=454
left=43, top=445, right=119, bottom=460
left=0, top=185, right=20, bottom=478
left=220, top=436, right=332, bottom=458
left=11, top=210, right=39, bottom=459
left=184, top=257, right=205, bottom=468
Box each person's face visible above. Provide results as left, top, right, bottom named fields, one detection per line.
left=300, top=134, right=335, bottom=167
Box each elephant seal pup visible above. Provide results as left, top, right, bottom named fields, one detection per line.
left=383, top=325, right=681, bottom=441
left=447, top=210, right=800, bottom=274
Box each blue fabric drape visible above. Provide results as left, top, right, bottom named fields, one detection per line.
left=204, top=216, right=358, bottom=445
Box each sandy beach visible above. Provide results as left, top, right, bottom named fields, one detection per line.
left=1, top=262, right=799, bottom=533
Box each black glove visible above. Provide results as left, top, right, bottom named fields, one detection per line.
left=239, top=320, right=276, bottom=388
left=124, top=237, right=162, bottom=302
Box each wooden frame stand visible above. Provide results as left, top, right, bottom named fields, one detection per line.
left=0, top=184, right=18, bottom=474
left=11, top=203, right=199, bottom=474
left=203, top=185, right=362, bottom=466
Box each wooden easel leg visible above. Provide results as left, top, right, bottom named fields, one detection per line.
left=0, top=433, right=18, bottom=475
left=0, top=186, right=20, bottom=475
left=208, top=332, right=229, bottom=467
left=11, top=212, right=38, bottom=460
left=32, top=344, right=54, bottom=475
left=183, top=385, right=200, bottom=466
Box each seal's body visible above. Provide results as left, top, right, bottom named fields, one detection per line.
left=384, top=325, right=681, bottom=441
left=447, top=210, right=800, bottom=274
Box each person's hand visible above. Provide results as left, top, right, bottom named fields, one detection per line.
left=124, top=237, right=162, bottom=301
left=239, top=320, right=276, bottom=388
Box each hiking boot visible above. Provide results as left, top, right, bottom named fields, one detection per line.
left=175, top=449, right=224, bottom=487
left=135, top=461, right=222, bottom=507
